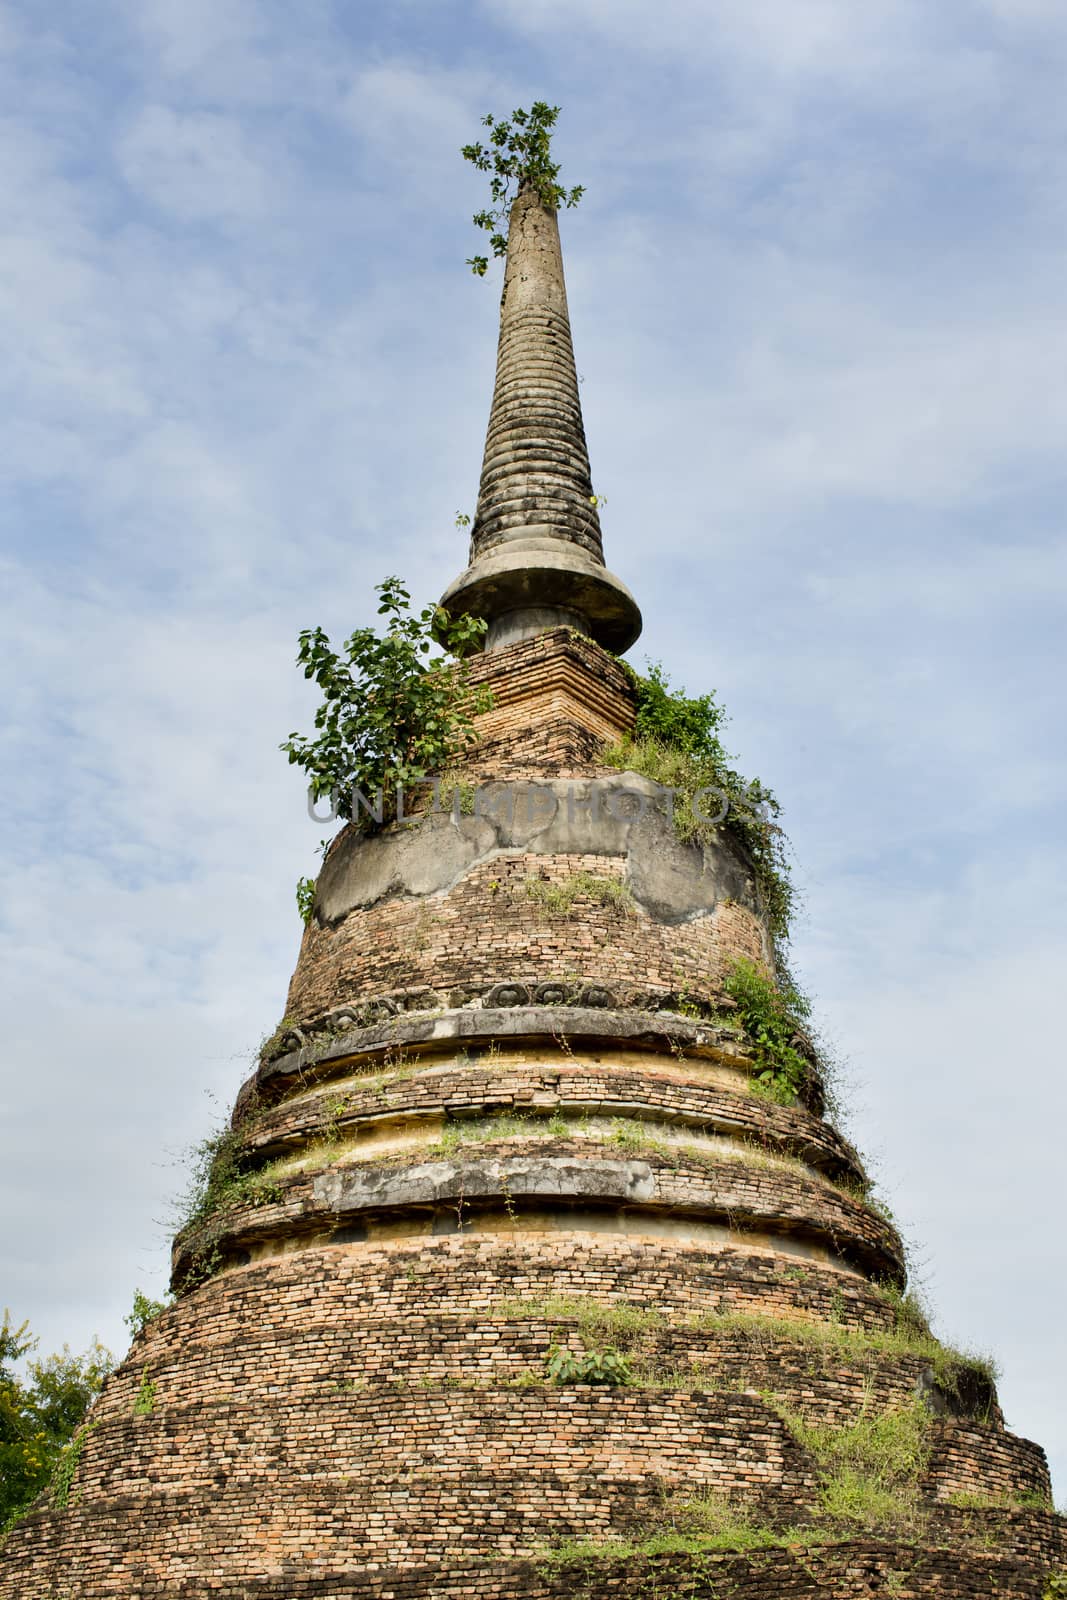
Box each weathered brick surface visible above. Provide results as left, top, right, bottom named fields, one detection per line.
left=172, top=1136, right=904, bottom=1288
left=238, top=1062, right=864, bottom=1181
left=286, top=852, right=767, bottom=1026
left=1, top=1236, right=1060, bottom=1594
left=465, top=629, right=636, bottom=752
left=5, top=633, right=1062, bottom=1595
left=925, top=1426, right=1052, bottom=1504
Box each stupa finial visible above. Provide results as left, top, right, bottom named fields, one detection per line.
left=441, top=113, right=641, bottom=653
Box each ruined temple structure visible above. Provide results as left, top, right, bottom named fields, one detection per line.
left=4, top=185, right=1063, bottom=1598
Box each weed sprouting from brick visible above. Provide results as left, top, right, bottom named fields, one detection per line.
left=132, top=1367, right=157, bottom=1419
left=124, top=1290, right=171, bottom=1338
left=49, top=1423, right=96, bottom=1512
left=544, top=1345, right=631, bottom=1385
left=495, top=1296, right=999, bottom=1407
left=524, top=871, right=635, bottom=919
left=173, top=1125, right=284, bottom=1235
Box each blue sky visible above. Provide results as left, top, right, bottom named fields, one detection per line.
left=1, top=0, right=1065, bottom=1496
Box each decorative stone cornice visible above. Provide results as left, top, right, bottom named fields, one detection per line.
left=441, top=184, right=642, bottom=653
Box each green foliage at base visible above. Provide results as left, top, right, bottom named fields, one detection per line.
left=1, top=1315, right=111, bottom=1530
left=602, top=663, right=794, bottom=941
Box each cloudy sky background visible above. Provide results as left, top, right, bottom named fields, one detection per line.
left=1, top=0, right=1065, bottom=1494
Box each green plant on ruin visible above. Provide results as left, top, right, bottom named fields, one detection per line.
left=180, top=1237, right=224, bottom=1293
left=428, top=1113, right=546, bottom=1157
left=124, top=1290, right=170, bottom=1339
left=875, top=1280, right=935, bottom=1340
left=947, top=1488, right=1053, bottom=1512
left=1044, top=1575, right=1067, bottom=1599
left=318, top=1094, right=354, bottom=1147
left=721, top=956, right=812, bottom=1106
left=258, top=1015, right=297, bottom=1063
left=603, top=662, right=795, bottom=942
left=174, top=1123, right=283, bottom=1238
left=498, top=1297, right=998, bottom=1408
left=777, top=1392, right=932, bottom=1533
left=49, top=1420, right=96, bottom=1512
left=500, top=1297, right=667, bottom=1339
left=544, top=1344, right=631, bottom=1386
left=280, top=576, right=491, bottom=831
left=499, top=1173, right=519, bottom=1226
left=462, top=102, right=584, bottom=275
left=524, top=870, right=635, bottom=919
left=659, top=1488, right=799, bottom=1550
left=132, top=1367, right=156, bottom=1418
left=295, top=875, right=316, bottom=926
left=436, top=770, right=477, bottom=817
left=536, top=1504, right=841, bottom=1574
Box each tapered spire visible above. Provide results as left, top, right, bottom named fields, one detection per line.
left=441, top=183, right=642, bottom=653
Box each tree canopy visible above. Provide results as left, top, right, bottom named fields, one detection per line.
left=1, top=1313, right=112, bottom=1530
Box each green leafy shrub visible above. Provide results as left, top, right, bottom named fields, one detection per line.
left=174, top=1124, right=282, bottom=1238
left=132, top=1367, right=156, bottom=1418
left=602, top=663, right=794, bottom=941
left=49, top=1421, right=95, bottom=1512
left=544, top=1344, right=631, bottom=1385
left=124, top=1291, right=170, bottom=1339
left=295, top=876, right=316, bottom=926
left=462, top=102, right=584, bottom=275
left=280, top=577, right=490, bottom=830
left=723, top=957, right=812, bottom=1104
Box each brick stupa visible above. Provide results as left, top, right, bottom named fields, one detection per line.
left=3, top=182, right=1062, bottom=1598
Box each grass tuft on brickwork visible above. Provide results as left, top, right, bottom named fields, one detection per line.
left=600, top=730, right=794, bottom=942
left=495, top=1296, right=998, bottom=1409
left=523, top=871, right=635, bottom=918
left=774, top=1392, right=931, bottom=1534
left=946, top=1489, right=1055, bottom=1512
left=536, top=1500, right=839, bottom=1571
left=173, top=1125, right=285, bottom=1240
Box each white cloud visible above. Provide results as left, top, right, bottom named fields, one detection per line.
left=116, top=105, right=276, bottom=222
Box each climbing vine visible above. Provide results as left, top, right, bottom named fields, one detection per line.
left=462, top=102, right=585, bottom=275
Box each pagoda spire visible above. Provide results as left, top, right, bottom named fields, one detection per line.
left=441, top=181, right=642, bottom=653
